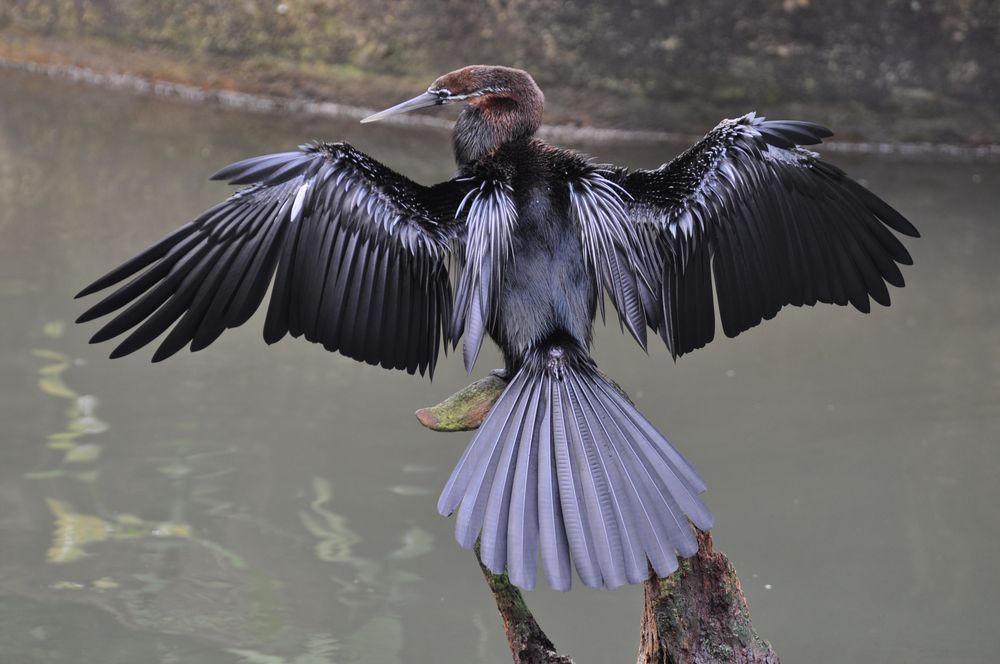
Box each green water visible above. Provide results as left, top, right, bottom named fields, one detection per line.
left=1, top=68, right=998, bottom=663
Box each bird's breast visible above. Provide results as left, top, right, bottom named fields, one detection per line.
left=489, top=190, right=596, bottom=360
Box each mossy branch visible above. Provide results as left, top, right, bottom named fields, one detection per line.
left=415, top=370, right=508, bottom=432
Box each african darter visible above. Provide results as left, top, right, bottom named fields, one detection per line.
left=76, top=65, right=919, bottom=591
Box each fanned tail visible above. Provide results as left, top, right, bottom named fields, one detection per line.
left=437, top=343, right=712, bottom=591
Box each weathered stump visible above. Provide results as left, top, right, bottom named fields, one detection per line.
left=638, top=530, right=778, bottom=664
left=418, top=373, right=777, bottom=664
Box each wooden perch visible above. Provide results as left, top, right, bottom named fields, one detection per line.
left=638, top=530, right=778, bottom=664
left=417, top=375, right=778, bottom=664
left=415, top=370, right=509, bottom=431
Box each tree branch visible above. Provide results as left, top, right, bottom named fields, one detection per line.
left=415, top=370, right=509, bottom=432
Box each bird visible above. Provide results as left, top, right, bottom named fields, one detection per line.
left=75, top=65, right=919, bottom=592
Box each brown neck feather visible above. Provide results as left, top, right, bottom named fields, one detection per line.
left=453, top=80, right=543, bottom=167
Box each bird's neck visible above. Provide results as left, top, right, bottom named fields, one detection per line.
left=453, top=93, right=543, bottom=167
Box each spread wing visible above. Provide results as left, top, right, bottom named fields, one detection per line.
left=76, top=142, right=475, bottom=377
left=609, top=113, right=919, bottom=358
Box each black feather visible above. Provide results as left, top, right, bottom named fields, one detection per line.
left=609, top=112, right=918, bottom=348
left=79, top=143, right=470, bottom=369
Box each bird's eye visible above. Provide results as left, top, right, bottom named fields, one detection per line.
left=429, top=88, right=451, bottom=99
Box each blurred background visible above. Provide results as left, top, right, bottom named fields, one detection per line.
left=1, top=2, right=999, bottom=664
left=2, top=0, right=1000, bottom=144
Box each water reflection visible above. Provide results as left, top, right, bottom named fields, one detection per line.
left=20, top=327, right=435, bottom=663
left=0, top=68, right=998, bottom=663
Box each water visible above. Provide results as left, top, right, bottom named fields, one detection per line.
left=1, top=68, right=998, bottom=663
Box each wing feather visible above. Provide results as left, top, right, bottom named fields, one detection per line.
left=77, top=142, right=476, bottom=375
left=566, top=168, right=648, bottom=349
left=610, top=114, right=918, bottom=357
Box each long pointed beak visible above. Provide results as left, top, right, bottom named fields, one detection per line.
left=361, top=91, right=444, bottom=124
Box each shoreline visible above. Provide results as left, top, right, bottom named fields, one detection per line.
left=4, top=53, right=998, bottom=161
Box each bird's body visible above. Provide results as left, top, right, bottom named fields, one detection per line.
left=469, top=139, right=596, bottom=369
left=76, top=65, right=919, bottom=591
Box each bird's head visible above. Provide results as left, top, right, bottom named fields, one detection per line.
left=361, top=65, right=543, bottom=126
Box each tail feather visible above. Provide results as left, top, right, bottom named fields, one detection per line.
left=611, top=384, right=708, bottom=495
left=453, top=378, right=531, bottom=549
left=438, top=370, right=526, bottom=517
left=438, top=344, right=712, bottom=591
left=535, top=391, right=571, bottom=590
left=551, top=374, right=602, bottom=588
left=479, top=379, right=539, bottom=572
left=563, top=373, right=629, bottom=588
left=575, top=374, right=679, bottom=578
left=594, top=380, right=713, bottom=533
left=506, top=381, right=545, bottom=589
left=567, top=371, right=644, bottom=586
left=600, top=387, right=701, bottom=560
